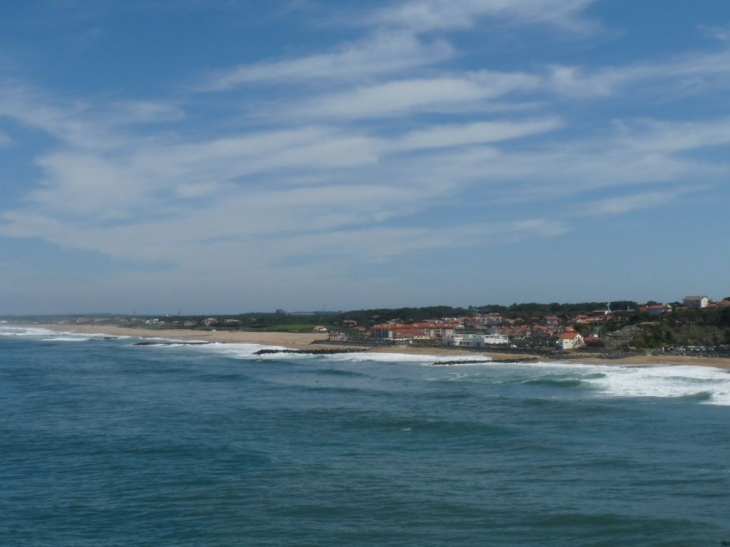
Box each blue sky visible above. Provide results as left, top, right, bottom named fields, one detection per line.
left=1, top=0, right=729, bottom=314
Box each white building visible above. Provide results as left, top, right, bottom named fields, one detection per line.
left=683, top=296, right=709, bottom=309
left=559, top=331, right=584, bottom=350
left=443, top=333, right=509, bottom=347
left=644, top=304, right=672, bottom=317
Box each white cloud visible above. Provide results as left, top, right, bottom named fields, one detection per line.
left=107, top=100, right=185, bottom=124
left=203, top=32, right=454, bottom=89
left=270, top=218, right=570, bottom=263
left=0, top=83, right=117, bottom=150
left=15, top=125, right=384, bottom=222
left=0, top=82, right=183, bottom=151
left=572, top=190, right=687, bottom=217
left=201, top=0, right=596, bottom=93
left=371, top=0, right=596, bottom=32
left=3, top=72, right=727, bottom=270
left=0, top=200, right=568, bottom=275
left=699, top=25, right=730, bottom=43
left=3, top=0, right=730, bottom=312
left=611, top=117, right=730, bottom=153
left=392, top=117, right=563, bottom=152
left=355, top=117, right=730, bottom=210
left=30, top=152, right=147, bottom=220
left=4, top=103, right=725, bottom=273
left=549, top=46, right=730, bottom=98
left=284, top=71, right=540, bottom=120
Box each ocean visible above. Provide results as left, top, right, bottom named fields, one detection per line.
left=1, top=326, right=729, bottom=546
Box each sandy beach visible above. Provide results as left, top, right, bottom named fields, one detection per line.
left=25, top=323, right=730, bottom=369
left=29, top=323, right=482, bottom=356
left=570, top=355, right=730, bottom=369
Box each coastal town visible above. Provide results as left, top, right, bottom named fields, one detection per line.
left=14, top=294, right=730, bottom=359
left=326, top=295, right=730, bottom=354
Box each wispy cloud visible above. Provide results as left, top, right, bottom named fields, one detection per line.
left=571, top=188, right=702, bottom=217
left=392, top=118, right=563, bottom=152
left=610, top=117, right=730, bottom=153
left=106, top=100, right=185, bottom=125
left=2, top=0, right=730, bottom=311
left=203, top=32, right=454, bottom=89
left=370, top=0, right=597, bottom=32
left=201, top=0, right=597, bottom=95
left=549, top=46, right=730, bottom=98
left=271, top=219, right=570, bottom=263
left=2, top=62, right=727, bottom=275
left=282, top=71, right=540, bottom=121
left=699, top=24, right=730, bottom=43
left=0, top=82, right=184, bottom=150
left=0, top=82, right=119, bottom=150
left=1, top=96, right=724, bottom=274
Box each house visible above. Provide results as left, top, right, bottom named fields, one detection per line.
left=443, top=333, right=509, bottom=347
left=371, top=322, right=456, bottom=342
left=494, top=325, right=531, bottom=339
left=639, top=304, right=672, bottom=317
left=371, top=324, right=427, bottom=341
left=683, top=296, right=709, bottom=309
left=559, top=331, right=584, bottom=350
left=542, top=315, right=560, bottom=326
left=481, top=313, right=503, bottom=325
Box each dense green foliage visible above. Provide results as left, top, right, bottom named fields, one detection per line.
left=337, top=306, right=469, bottom=324
left=626, top=307, right=730, bottom=348
left=473, top=301, right=638, bottom=319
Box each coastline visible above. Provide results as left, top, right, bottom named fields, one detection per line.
left=22, top=323, right=730, bottom=369
left=27, top=323, right=482, bottom=357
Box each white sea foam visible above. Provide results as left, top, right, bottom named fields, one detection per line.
left=193, top=343, right=291, bottom=359
left=135, top=336, right=208, bottom=344
left=442, top=360, right=730, bottom=405
left=5, top=327, right=729, bottom=405
left=330, top=352, right=489, bottom=364
left=183, top=343, right=491, bottom=364
left=508, top=361, right=730, bottom=406
left=0, top=327, right=59, bottom=337
left=0, top=326, right=127, bottom=342
left=40, top=336, right=92, bottom=342
left=579, top=364, right=730, bottom=406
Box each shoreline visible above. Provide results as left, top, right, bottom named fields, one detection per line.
left=18, top=323, right=730, bottom=369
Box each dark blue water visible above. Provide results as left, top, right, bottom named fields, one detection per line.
left=1, top=328, right=729, bottom=546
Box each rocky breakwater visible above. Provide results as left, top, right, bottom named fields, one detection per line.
left=431, top=357, right=540, bottom=366
left=253, top=348, right=365, bottom=356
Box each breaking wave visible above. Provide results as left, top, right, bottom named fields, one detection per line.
left=448, top=361, right=730, bottom=406
left=0, top=326, right=126, bottom=342
left=3, top=326, right=729, bottom=405
left=581, top=364, right=730, bottom=406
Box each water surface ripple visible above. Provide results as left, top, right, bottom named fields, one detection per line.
left=1, top=329, right=729, bottom=546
